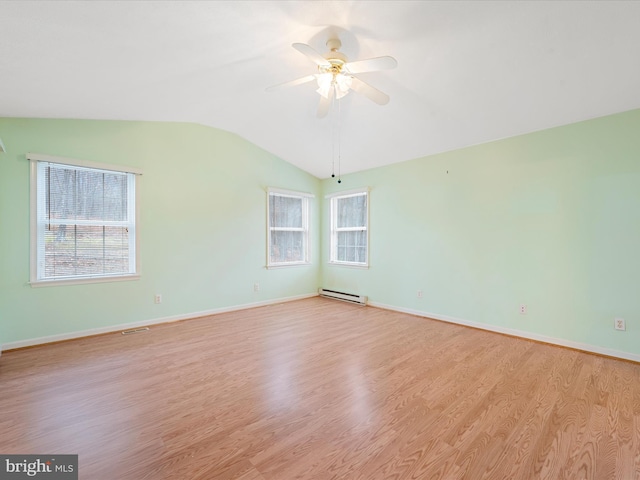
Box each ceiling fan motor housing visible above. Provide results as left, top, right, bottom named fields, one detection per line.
left=322, top=38, right=348, bottom=74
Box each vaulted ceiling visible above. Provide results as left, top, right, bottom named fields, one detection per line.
left=2, top=1, right=639, bottom=178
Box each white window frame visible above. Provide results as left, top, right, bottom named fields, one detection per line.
left=266, top=187, right=313, bottom=268
left=328, top=188, right=370, bottom=268
left=28, top=153, right=142, bottom=287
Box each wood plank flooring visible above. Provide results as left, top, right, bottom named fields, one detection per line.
left=1, top=297, right=639, bottom=479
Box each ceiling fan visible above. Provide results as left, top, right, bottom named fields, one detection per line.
left=267, top=37, right=397, bottom=118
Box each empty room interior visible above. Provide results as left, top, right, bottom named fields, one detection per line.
left=1, top=1, right=640, bottom=479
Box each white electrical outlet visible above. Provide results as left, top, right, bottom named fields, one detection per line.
left=254, top=283, right=260, bottom=292
left=614, top=318, right=626, bottom=331
left=154, top=294, right=162, bottom=304
left=417, top=290, right=423, bottom=299
left=519, top=304, right=527, bottom=315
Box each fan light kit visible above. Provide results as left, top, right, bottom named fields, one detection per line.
left=267, top=37, right=397, bottom=118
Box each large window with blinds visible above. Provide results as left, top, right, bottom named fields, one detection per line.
left=329, top=189, right=369, bottom=267
left=267, top=189, right=311, bottom=267
left=29, top=154, right=140, bottom=285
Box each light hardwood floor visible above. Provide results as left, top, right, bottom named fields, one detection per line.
left=1, top=297, right=639, bottom=479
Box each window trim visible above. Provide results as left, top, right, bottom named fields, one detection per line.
left=266, top=187, right=313, bottom=269
left=28, top=153, right=142, bottom=287
left=327, top=188, right=370, bottom=268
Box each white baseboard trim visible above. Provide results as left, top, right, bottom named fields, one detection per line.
left=2, top=293, right=318, bottom=351
left=368, top=301, right=640, bottom=364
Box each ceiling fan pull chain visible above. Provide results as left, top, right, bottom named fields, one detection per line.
left=337, top=97, right=342, bottom=184
left=331, top=92, right=336, bottom=178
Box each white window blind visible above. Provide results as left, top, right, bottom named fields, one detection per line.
left=330, top=190, right=369, bottom=266
left=32, top=160, right=137, bottom=283
left=267, top=189, right=311, bottom=267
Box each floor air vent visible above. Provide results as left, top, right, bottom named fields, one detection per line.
left=318, top=288, right=368, bottom=306
left=122, top=327, right=150, bottom=335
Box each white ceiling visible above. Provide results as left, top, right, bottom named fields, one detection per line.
left=1, top=1, right=639, bottom=178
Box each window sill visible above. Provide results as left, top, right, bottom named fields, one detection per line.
left=266, top=262, right=312, bottom=270
left=29, top=274, right=141, bottom=288
left=328, top=261, right=369, bottom=270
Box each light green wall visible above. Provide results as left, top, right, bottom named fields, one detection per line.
left=2, top=110, right=639, bottom=357
left=0, top=118, right=321, bottom=344
left=321, top=109, right=640, bottom=357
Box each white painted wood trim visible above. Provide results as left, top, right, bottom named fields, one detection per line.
left=368, top=301, right=640, bottom=364
left=30, top=274, right=141, bottom=288
left=27, top=152, right=143, bottom=175
left=324, top=187, right=370, bottom=199
left=267, top=187, right=315, bottom=198
left=1, top=293, right=318, bottom=351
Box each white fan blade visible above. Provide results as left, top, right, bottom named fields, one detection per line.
left=345, top=56, right=397, bottom=74
left=293, top=43, right=331, bottom=67
left=266, top=75, right=316, bottom=92
left=317, top=85, right=335, bottom=118
left=350, top=76, right=390, bottom=105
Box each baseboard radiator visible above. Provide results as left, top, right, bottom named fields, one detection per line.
left=318, top=288, right=368, bottom=306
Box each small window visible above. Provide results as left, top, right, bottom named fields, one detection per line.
left=267, top=189, right=311, bottom=267
left=29, top=153, right=140, bottom=285
left=329, top=189, right=369, bottom=267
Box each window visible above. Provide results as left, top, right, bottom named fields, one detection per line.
left=267, top=189, right=311, bottom=267
left=329, top=189, right=369, bottom=267
left=29, top=153, right=141, bottom=285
